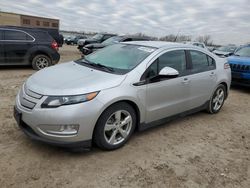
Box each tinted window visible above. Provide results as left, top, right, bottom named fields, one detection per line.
left=190, top=50, right=215, bottom=72
left=4, top=30, right=33, bottom=41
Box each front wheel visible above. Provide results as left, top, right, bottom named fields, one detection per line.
left=94, top=102, right=136, bottom=150
left=207, top=84, right=226, bottom=114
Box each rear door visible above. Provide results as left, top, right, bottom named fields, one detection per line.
left=0, top=29, right=4, bottom=64
left=187, top=50, right=217, bottom=109
left=4, top=29, right=35, bottom=64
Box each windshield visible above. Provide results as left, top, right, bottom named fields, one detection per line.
left=76, top=44, right=156, bottom=74
left=102, top=36, right=123, bottom=45
left=217, top=46, right=236, bottom=53
left=234, top=46, right=250, bottom=57
left=92, top=34, right=103, bottom=40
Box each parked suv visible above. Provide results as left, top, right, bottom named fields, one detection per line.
left=228, top=45, right=250, bottom=86
left=77, top=33, right=116, bottom=51
left=0, top=26, right=60, bottom=70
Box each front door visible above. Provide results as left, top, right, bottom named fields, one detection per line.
left=144, top=50, right=191, bottom=123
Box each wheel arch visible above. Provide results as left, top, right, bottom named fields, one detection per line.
left=94, top=99, right=142, bottom=135
left=29, top=50, right=52, bottom=64
left=219, top=81, right=229, bottom=99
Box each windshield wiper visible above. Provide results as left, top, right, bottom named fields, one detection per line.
left=81, top=58, right=114, bottom=72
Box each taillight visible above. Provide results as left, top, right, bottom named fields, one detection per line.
left=224, top=63, right=230, bottom=69
left=51, top=40, right=59, bottom=51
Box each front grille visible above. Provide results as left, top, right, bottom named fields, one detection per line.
left=230, top=63, right=250, bottom=72
left=19, top=85, right=43, bottom=110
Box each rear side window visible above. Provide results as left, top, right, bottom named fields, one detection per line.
left=4, top=30, right=33, bottom=41
left=189, top=50, right=215, bottom=73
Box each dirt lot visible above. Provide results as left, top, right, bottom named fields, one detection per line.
left=0, top=45, right=249, bottom=188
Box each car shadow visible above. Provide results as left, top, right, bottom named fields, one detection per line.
left=230, top=84, right=250, bottom=94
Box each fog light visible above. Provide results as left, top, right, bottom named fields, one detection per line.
left=40, top=124, right=79, bottom=136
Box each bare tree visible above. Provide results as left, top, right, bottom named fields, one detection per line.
left=159, top=34, right=191, bottom=42
left=195, top=35, right=213, bottom=46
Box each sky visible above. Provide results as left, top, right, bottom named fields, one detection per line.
left=1, top=0, right=250, bottom=45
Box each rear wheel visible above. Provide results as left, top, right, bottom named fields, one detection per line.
left=32, top=54, right=51, bottom=70
left=207, top=84, right=226, bottom=114
left=94, top=102, right=136, bottom=150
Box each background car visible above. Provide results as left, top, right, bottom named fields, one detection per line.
left=77, top=33, right=117, bottom=51
left=228, top=45, right=250, bottom=86
left=213, top=45, right=237, bottom=57
left=65, top=35, right=87, bottom=45
left=14, top=41, right=231, bottom=151
left=81, top=35, right=152, bottom=55
left=0, top=26, right=60, bottom=70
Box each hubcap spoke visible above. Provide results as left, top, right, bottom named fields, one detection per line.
left=115, top=111, right=122, bottom=122
left=120, top=116, right=131, bottom=126
left=119, top=129, right=128, bottom=138
left=105, top=123, right=116, bottom=131
left=109, top=131, right=117, bottom=144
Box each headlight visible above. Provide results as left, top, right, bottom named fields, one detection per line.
left=41, top=92, right=99, bottom=108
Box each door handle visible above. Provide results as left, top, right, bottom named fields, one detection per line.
left=182, top=78, right=190, bottom=84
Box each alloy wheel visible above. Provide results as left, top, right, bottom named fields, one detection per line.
left=104, top=110, right=133, bottom=145
left=212, top=88, right=225, bottom=111
left=36, top=57, right=49, bottom=69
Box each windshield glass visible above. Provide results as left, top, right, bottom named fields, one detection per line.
left=92, top=34, right=103, bottom=40
left=234, top=47, right=250, bottom=57
left=217, top=46, right=236, bottom=52
left=76, top=44, right=156, bottom=74
left=102, top=36, right=123, bottom=45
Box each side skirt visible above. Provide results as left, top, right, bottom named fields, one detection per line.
left=138, top=101, right=209, bottom=131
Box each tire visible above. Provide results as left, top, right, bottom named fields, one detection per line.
left=32, top=54, right=52, bottom=70
left=94, top=102, right=136, bottom=150
left=207, top=84, right=226, bottom=114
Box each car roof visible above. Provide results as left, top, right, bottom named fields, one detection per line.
left=122, top=41, right=195, bottom=49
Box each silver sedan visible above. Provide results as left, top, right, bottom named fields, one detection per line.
left=14, top=41, right=231, bottom=150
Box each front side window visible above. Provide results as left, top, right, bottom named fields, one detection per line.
left=143, top=50, right=187, bottom=80
left=4, top=30, right=33, bottom=41
left=190, top=50, right=215, bottom=72
left=76, top=44, right=156, bottom=74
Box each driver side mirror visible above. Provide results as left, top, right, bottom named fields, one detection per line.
left=159, top=67, right=179, bottom=78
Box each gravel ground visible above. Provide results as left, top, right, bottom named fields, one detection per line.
left=0, top=45, right=249, bottom=188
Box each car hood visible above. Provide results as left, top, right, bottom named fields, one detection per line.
left=213, top=50, right=230, bottom=56
left=26, top=62, right=126, bottom=96
left=228, top=56, right=250, bottom=65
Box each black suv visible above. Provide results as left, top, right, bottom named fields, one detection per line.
left=77, top=33, right=116, bottom=51
left=0, top=26, right=60, bottom=70
left=81, top=35, right=152, bottom=55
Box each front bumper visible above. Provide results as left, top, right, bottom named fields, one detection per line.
left=14, top=87, right=104, bottom=148
left=231, top=71, right=250, bottom=86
